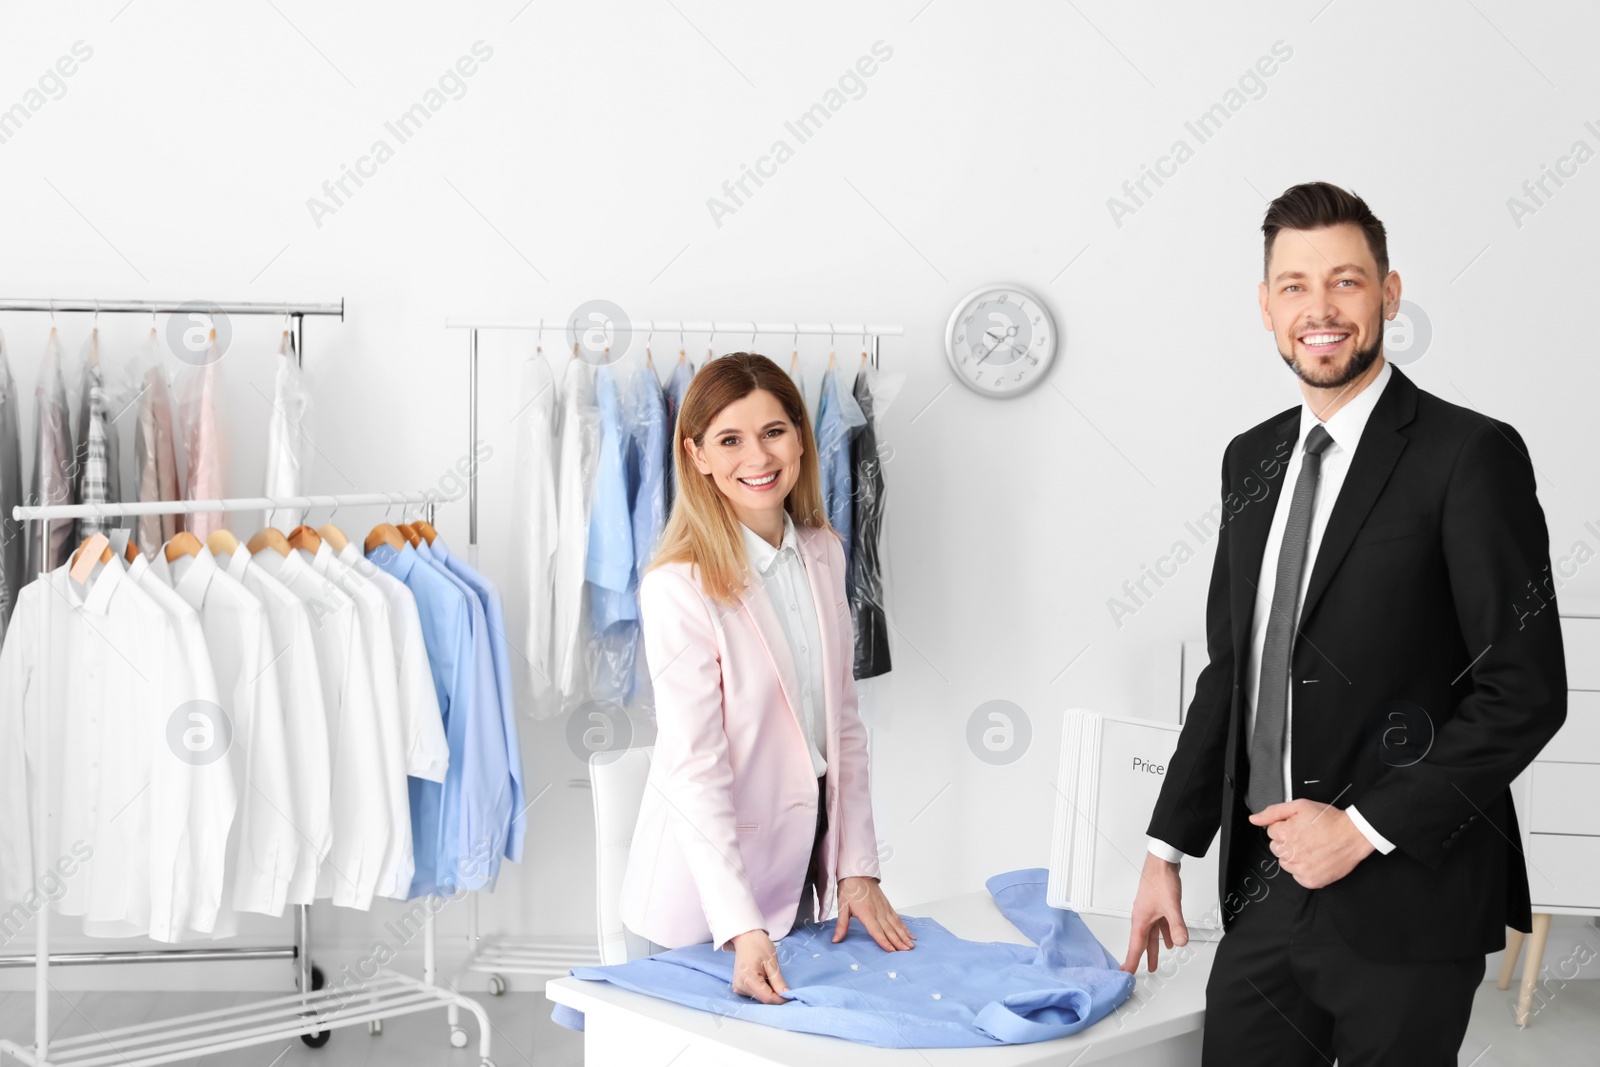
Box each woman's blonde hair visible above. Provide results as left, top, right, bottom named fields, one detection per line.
left=649, top=352, right=830, bottom=604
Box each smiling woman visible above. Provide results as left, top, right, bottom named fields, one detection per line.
left=622, top=351, right=912, bottom=1006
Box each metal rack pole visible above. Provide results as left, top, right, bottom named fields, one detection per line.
left=444, top=318, right=902, bottom=335
left=0, top=298, right=344, bottom=317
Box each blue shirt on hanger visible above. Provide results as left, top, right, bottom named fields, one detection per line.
left=415, top=539, right=513, bottom=890
left=551, top=869, right=1134, bottom=1047
left=366, top=541, right=473, bottom=898
left=586, top=364, right=637, bottom=632
left=429, top=536, right=527, bottom=864
left=815, top=367, right=861, bottom=569
left=664, top=360, right=694, bottom=516
left=630, top=364, right=667, bottom=582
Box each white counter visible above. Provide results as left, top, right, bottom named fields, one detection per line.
left=546, top=891, right=1214, bottom=1065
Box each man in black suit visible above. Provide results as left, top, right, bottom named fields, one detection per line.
left=1123, top=181, right=1567, bottom=1066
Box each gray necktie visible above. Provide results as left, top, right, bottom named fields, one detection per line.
left=1246, top=423, right=1334, bottom=813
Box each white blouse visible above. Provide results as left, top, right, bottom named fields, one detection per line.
left=740, top=512, right=828, bottom=777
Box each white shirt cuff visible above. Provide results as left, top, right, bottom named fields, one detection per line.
left=1345, top=804, right=1396, bottom=854
left=1147, top=837, right=1186, bottom=864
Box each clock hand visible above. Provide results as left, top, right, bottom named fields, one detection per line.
left=976, top=324, right=1019, bottom=365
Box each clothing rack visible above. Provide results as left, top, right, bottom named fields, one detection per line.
left=423, top=314, right=899, bottom=1002
left=1, top=490, right=498, bottom=1067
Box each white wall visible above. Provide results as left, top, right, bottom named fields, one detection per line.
left=2, top=0, right=1597, bottom=985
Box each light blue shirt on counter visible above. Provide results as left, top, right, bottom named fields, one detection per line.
left=551, top=869, right=1134, bottom=1047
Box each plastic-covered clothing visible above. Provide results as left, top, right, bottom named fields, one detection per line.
left=130, top=328, right=183, bottom=550
left=262, top=336, right=310, bottom=531
left=25, top=330, right=75, bottom=577
left=509, top=350, right=559, bottom=716
left=552, top=357, right=599, bottom=708
left=553, top=868, right=1134, bottom=1048
left=847, top=364, right=891, bottom=679
left=662, top=360, right=693, bottom=517
left=0, top=332, right=25, bottom=639
left=814, top=366, right=866, bottom=569
left=179, top=345, right=226, bottom=541
left=72, top=331, right=121, bottom=540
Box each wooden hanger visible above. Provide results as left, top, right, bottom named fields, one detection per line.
left=70, top=535, right=113, bottom=569
left=411, top=520, right=438, bottom=545
left=318, top=524, right=349, bottom=552
left=248, top=527, right=292, bottom=557
left=286, top=525, right=322, bottom=554
left=163, top=531, right=204, bottom=562
left=124, top=540, right=142, bottom=563
left=396, top=523, right=422, bottom=547
left=206, top=529, right=239, bottom=556
left=364, top=523, right=408, bottom=554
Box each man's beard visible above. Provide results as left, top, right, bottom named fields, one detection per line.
left=1280, top=324, right=1383, bottom=389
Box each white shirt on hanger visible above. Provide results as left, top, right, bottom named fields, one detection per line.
left=512, top=350, right=560, bottom=715
left=553, top=356, right=600, bottom=704
left=119, top=552, right=240, bottom=939
left=338, top=540, right=449, bottom=784
left=214, top=542, right=332, bottom=907
left=306, top=541, right=415, bottom=901
left=1148, top=359, right=1397, bottom=865
left=740, top=513, right=828, bottom=777
left=251, top=545, right=390, bottom=910
left=148, top=548, right=299, bottom=932
left=0, top=557, right=235, bottom=943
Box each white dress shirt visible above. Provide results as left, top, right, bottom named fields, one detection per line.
left=305, top=541, right=416, bottom=901
left=150, top=548, right=299, bottom=931
left=338, top=541, right=449, bottom=782
left=740, top=512, right=828, bottom=777
left=512, top=351, right=560, bottom=716
left=0, top=558, right=235, bottom=942
left=1150, top=359, right=1397, bottom=864
left=251, top=545, right=390, bottom=909
left=214, top=543, right=331, bottom=906
left=553, top=357, right=600, bottom=703
left=120, top=553, right=240, bottom=938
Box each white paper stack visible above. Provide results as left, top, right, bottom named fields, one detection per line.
left=1048, top=709, right=1224, bottom=937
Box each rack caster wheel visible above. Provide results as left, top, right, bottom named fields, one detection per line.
left=481, top=1060, right=496, bottom=1067
left=450, top=1026, right=469, bottom=1048
left=301, top=1028, right=331, bottom=1048
left=297, top=964, right=325, bottom=992
left=368, top=1018, right=383, bottom=1035
left=487, top=973, right=508, bottom=996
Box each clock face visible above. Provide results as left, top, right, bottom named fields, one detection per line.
left=944, top=284, right=1058, bottom=397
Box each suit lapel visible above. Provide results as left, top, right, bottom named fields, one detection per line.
left=1230, top=408, right=1300, bottom=670
left=1297, top=364, right=1416, bottom=632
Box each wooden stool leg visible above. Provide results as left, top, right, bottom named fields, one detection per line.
left=1498, top=926, right=1526, bottom=990
left=1517, top=913, right=1552, bottom=1026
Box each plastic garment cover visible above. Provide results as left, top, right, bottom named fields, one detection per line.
left=814, top=365, right=866, bottom=568
left=0, top=332, right=24, bottom=639
left=25, top=329, right=75, bottom=577
left=262, top=334, right=310, bottom=531
left=626, top=362, right=668, bottom=705
left=128, top=328, right=183, bottom=550
left=72, top=330, right=122, bottom=540
left=552, top=356, right=600, bottom=709
left=848, top=361, right=897, bottom=680
left=552, top=869, right=1134, bottom=1048
left=584, top=363, right=644, bottom=705
left=662, top=360, right=694, bottom=518
left=178, top=341, right=226, bottom=541
left=509, top=348, right=560, bottom=717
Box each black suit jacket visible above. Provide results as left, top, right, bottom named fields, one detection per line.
left=1147, top=363, right=1567, bottom=963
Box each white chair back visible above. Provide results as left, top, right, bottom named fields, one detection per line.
left=589, top=746, right=655, bottom=964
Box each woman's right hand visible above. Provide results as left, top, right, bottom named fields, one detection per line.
left=730, top=929, right=790, bottom=1004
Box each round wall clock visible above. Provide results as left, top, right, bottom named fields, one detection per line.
left=944, top=283, right=1059, bottom=397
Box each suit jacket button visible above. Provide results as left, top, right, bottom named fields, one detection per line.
left=1442, top=839, right=1453, bottom=848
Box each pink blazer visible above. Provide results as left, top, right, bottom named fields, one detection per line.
left=620, top=523, right=880, bottom=951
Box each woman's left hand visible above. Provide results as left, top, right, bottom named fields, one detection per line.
left=834, top=877, right=916, bottom=951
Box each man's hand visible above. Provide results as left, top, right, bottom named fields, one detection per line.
left=835, top=876, right=916, bottom=951
left=1122, top=852, right=1189, bottom=973
left=730, top=929, right=789, bottom=1004
left=1248, top=799, right=1375, bottom=889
